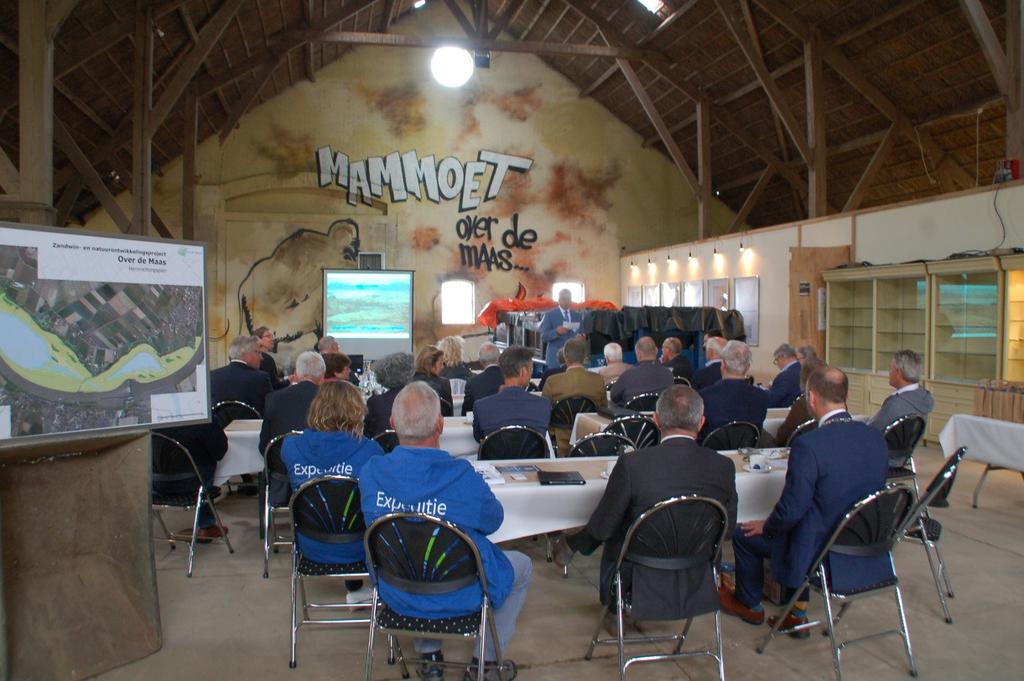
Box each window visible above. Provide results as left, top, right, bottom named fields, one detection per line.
left=552, top=281, right=585, bottom=302
left=683, top=281, right=703, bottom=307
left=636, top=0, right=663, bottom=13
left=441, top=279, right=475, bottom=325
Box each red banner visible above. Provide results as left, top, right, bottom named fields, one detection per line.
left=477, top=297, right=619, bottom=328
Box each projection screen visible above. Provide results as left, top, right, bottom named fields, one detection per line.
left=322, top=269, right=414, bottom=360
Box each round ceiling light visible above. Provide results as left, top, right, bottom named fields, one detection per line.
left=430, top=46, right=474, bottom=88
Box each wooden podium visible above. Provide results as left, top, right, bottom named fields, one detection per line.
left=0, top=431, right=161, bottom=680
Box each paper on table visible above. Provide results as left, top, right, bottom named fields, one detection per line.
left=471, top=461, right=506, bottom=486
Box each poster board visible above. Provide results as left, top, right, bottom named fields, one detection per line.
left=0, top=223, right=208, bottom=443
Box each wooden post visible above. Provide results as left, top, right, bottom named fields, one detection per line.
left=131, top=0, right=153, bottom=235
left=182, top=85, right=198, bottom=241
left=1008, top=0, right=1024, bottom=162
left=805, top=29, right=827, bottom=218
left=697, top=96, right=712, bottom=239
left=18, top=0, right=55, bottom=224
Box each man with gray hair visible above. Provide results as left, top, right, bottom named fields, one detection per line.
left=210, top=335, right=273, bottom=414
left=461, top=342, right=503, bottom=416
left=317, top=335, right=340, bottom=354
left=868, top=349, right=934, bottom=430
left=473, top=346, right=551, bottom=441
left=765, top=343, right=801, bottom=408
left=698, top=340, right=769, bottom=438
left=693, top=335, right=727, bottom=390
left=553, top=385, right=736, bottom=620
left=609, top=336, right=674, bottom=406
left=258, top=350, right=325, bottom=474
left=359, top=382, right=532, bottom=681
left=598, top=342, right=630, bottom=386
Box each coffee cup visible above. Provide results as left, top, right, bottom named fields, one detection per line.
left=748, top=454, right=770, bottom=472
left=606, top=460, right=617, bottom=477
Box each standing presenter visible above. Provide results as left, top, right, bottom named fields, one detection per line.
left=540, top=288, right=585, bottom=370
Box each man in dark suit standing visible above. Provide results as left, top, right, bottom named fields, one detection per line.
left=765, top=343, right=802, bottom=408
left=259, top=351, right=324, bottom=503
left=719, top=366, right=890, bottom=632
left=473, top=346, right=551, bottom=441
left=693, top=335, right=725, bottom=390
left=210, top=335, right=273, bottom=415
left=552, top=385, right=736, bottom=619
left=539, top=288, right=584, bottom=370
left=660, top=337, right=694, bottom=383
left=698, top=340, right=769, bottom=437
left=462, top=343, right=503, bottom=416
left=609, top=336, right=673, bottom=406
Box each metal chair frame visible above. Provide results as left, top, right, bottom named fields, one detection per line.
left=363, top=512, right=510, bottom=681
left=785, top=419, right=817, bottom=447
left=701, top=421, right=760, bottom=451
left=550, top=395, right=599, bottom=430
left=604, top=415, right=660, bottom=450
left=673, top=376, right=692, bottom=387
left=584, top=496, right=729, bottom=681
left=884, top=414, right=927, bottom=495
left=262, top=430, right=302, bottom=578
left=372, top=429, right=401, bottom=453
left=211, top=399, right=261, bottom=426
left=625, top=391, right=661, bottom=412
left=757, top=485, right=918, bottom=681
left=288, top=475, right=372, bottom=669
left=478, top=424, right=549, bottom=460
left=151, top=432, right=234, bottom=578
left=970, top=463, right=1024, bottom=508
left=569, top=432, right=637, bottom=458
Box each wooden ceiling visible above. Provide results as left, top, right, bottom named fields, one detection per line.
left=0, top=0, right=1014, bottom=231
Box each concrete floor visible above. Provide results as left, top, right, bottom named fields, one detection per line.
left=99, top=446, right=1024, bottom=681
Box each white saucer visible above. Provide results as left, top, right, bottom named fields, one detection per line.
left=743, top=463, right=772, bottom=474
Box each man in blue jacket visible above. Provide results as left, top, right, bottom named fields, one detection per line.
left=539, top=288, right=584, bottom=369
left=472, top=345, right=551, bottom=442
left=719, top=365, right=890, bottom=633
left=360, top=381, right=532, bottom=681
left=765, top=343, right=802, bottom=408
left=698, top=340, right=769, bottom=438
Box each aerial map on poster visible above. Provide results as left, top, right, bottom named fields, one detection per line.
left=0, top=222, right=208, bottom=441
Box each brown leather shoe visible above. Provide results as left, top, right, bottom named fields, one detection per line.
left=718, top=585, right=764, bottom=625
left=767, top=613, right=811, bottom=639
left=180, top=525, right=229, bottom=544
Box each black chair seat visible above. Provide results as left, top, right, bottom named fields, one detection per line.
left=887, top=466, right=916, bottom=480
left=906, top=517, right=942, bottom=543
left=377, top=603, right=482, bottom=635
left=296, top=555, right=367, bottom=577
left=830, top=575, right=899, bottom=598
left=152, top=493, right=197, bottom=507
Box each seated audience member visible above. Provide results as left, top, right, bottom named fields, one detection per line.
left=473, top=345, right=551, bottom=442
left=719, top=366, right=890, bottom=632
left=598, top=342, right=630, bottom=386
left=438, top=336, right=474, bottom=381
left=660, top=337, right=694, bottom=383
left=260, top=351, right=326, bottom=503
left=795, top=345, right=818, bottom=361
left=317, top=335, right=341, bottom=354
left=253, top=325, right=289, bottom=389
left=868, top=349, right=934, bottom=430
left=692, top=336, right=726, bottom=390
left=412, top=345, right=455, bottom=416
left=321, top=352, right=352, bottom=382
left=543, top=338, right=608, bottom=455
left=553, top=386, right=736, bottom=618
left=537, top=348, right=566, bottom=391
left=609, top=336, right=673, bottom=406
left=282, top=380, right=384, bottom=602
left=364, top=352, right=416, bottom=439
left=153, top=420, right=229, bottom=541
left=360, top=382, right=532, bottom=680
left=774, top=357, right=825, bottom=445
left=698, top=340, right=769, bottom=437
left=210, top=335, right=273, bottom=415
left=766, top=343, right=802, bottom=408
left=462, top=343, right=503, bottom=416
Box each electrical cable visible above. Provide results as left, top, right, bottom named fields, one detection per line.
left=914, top=126, right=938, bottom=185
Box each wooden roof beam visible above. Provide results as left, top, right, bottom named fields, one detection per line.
left=218, top=54, right=283, bottom=143
left=55, top=120, right=131, bottom=233
left=728, top=165, right=773, bottom=232
left=488, top=0, right=526, bottom=39
left=46, top=0, right=84, bottom=40
left=843, top=124, right=897, bottom=212
left=958, top=0, right=1011, bottom=96
left=316, top=31, right=660, bottom=59
left=0, top=144, right=18, bottom=194
left=444, top=0, right=479, bottom=37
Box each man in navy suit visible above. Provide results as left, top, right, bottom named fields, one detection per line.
left=660, top=336, right=694, bottom=383
left=539, top=288, right=584, bottom=369
left=698, top=340, right=768, bottom=437
left=765, top=343, right=802, bottom=408
left=461, top=343, right=503, bottom=416
left=473, top=345, right=551, bottom=441
left=719, top=366, right=890, bottom=633
left=692, top=335, right=725, bottom=390
left=210, top=335, right=273, bottom=415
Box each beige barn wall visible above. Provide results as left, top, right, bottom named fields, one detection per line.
left=82, top=3, right=742, bottom=368
left=623, top=181, right=1024, bottom=378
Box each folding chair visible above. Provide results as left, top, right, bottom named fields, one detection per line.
left=673, top=376, right=692, bottom=386
left=584, top=496, right=729, bottom=681
left=569, top=432, right=636, bottom=458
left=785, top=419, right=817, bottom=447
left=900, top=447, right=967, bottom=624
left=604, top=415, right=660, bottom=450
left=478, top=425, right=548, bottom=460
left=151, top=432, right=234, bottom=577
left=702, top=421, right=760, bottom=450
left=373, top=430, right=401, bottom=453
left=884, top=415, right=927, bottom=494
left=550, top=395, right=598, bottom=456
left=261, top=430, right=302, bottom=578
left=625, top=391, right=660, bottom=412
left=363, top=512, right=514, bottom=681
left=211, top=399, right=261, bottom=427
left=757, top=485, right=918, bottom=681
left=288, top=475, right=372, bottom=668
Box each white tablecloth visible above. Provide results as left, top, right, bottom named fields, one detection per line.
left=572, top=412, right=867, bottom=444
left=939, top=414, right=1024, bottom=471
left=441, top=416, right=478, bottom=457
left=216, top=420, right=263, bottom=485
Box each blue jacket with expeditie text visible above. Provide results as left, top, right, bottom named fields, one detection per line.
left=282, top=430, right=385, bottom=564
left=359, top=445, right=512, bottom=618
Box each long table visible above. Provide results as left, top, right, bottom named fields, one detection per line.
left=939, top=414, right=1024, bottom=507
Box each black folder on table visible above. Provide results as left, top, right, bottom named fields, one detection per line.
left=538, top=470, right=586, bottom=485
left=598, top=405, right=638, bottom=419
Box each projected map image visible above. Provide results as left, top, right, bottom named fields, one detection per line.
left=0, top=244, right=204, bottom=437
left=325, top=272, right=412, bottom=339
